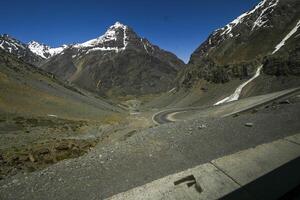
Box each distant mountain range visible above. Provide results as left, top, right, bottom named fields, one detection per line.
left=1, top=0, right=299, bottom=101
left=1, top=22, right=185, bottom=97
left=0, top=34, right=67, bottom=64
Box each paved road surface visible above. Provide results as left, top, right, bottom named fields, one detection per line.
left=152, top=87, right=300, bottom=125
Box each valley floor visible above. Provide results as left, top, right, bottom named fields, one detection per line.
left=1, top=90, right=300, bottom=199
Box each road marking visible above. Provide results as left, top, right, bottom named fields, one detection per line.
left=106, top=163, right=239, bottom=200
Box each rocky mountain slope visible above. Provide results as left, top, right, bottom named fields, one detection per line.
left=0, top=34, right=66, bottom=65
left=145, top=0, right=300, bottom=109
left=41, top=22, right=185, bottom=97
left=179, top=0, right=300, bottom=89
left=0, top=49, right=127, bottom=179
left=0, top=34, right=43, bottom=65
left=0, top=49, right=123, bottom=120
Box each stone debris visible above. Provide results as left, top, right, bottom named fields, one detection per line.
left=245, top=123, right=254, bottom=127
left=198, top=124, right=207, bottom=129
left=28, top=154, right=35, bottom=162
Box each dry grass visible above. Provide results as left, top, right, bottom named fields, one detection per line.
left=102, top=114, right=124, bottom=125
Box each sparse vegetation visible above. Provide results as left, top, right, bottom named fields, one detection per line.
left=0, top=138, right=98, bottom=179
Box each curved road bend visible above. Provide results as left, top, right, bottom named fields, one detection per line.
left=152, top=87, right=300, bottom=125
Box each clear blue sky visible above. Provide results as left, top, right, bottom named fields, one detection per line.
left=1, top=0, right=260, bottom=62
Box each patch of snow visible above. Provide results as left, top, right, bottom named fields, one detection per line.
left=272, top=19, right=300, bottom=54
left=0, top=41, right=4, bottom=47
left=141, top=39, right=154, bottom=53
left=219, top=0, right=279, bottom=36
left=123, top=25, right=128, bottom=49
left=209, top=38, right=212, bottom=45
left=0, top=40, right=26, bottom=53
left=48, top=45, right=67, bottom=56
left=28, top=41, right=48, bottom=58
left=220, top=0, right=266, bottom=36
left=252, top=0, right=279, bottom=30
left=214, top=65, right=263, bottom=105
left=74, top=21, right=128, bottom=52
left=28, top=41, right=67, bottom=58
left=85, top=46, right=119, bottom=54
left=143, top=43, right=149, bottom=53
left=9, top=42, right=21, bottom=50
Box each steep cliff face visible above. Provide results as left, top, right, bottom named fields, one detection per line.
left=41, top=22, right=185, bottom=97
left=179, top=0, right=300, bottom=88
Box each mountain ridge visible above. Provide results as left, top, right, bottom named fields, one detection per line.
left=179, top=0, right=300, bottom=88
left=0, top=34, right=68, bottom=64
left=40, top=22, right=185, bottom=97
left=28, top=41, right=67, bottom=59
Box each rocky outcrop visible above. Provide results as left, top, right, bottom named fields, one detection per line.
left=263, top=45, right=300, bottom=76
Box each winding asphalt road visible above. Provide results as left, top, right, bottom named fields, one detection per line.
left=152, top=87, right=300, bottom=125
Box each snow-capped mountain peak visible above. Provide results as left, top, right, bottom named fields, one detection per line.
left=1, top=21, right=158, bottom=63
left=0, top=34, right=67, bottom=61
left=0, top=34, right=45, bottom=65
left=69, top=21, right=162, bottom=56
left=0, top=34, right=26, bottom=53
left=28, top=41, right=67, bottom=59
left=28, top=41, right=50, bottom=58
left=74, top=21, right=129, bottom=51
left=110, top=21, right=127, bottom=29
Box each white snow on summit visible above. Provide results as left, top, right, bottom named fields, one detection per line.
left=28, top=41, right=67, bottom=59
left=0, top=35, right=26, bottom=53
left=48, top=45, right=68, bottom=56
left=252, top=0, right=279, bottom=30
left=28, top=41, right=48, bottom=58
left=74, top=22, right=129, bottom=53
left=219, top=0, right=279, bottom=37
